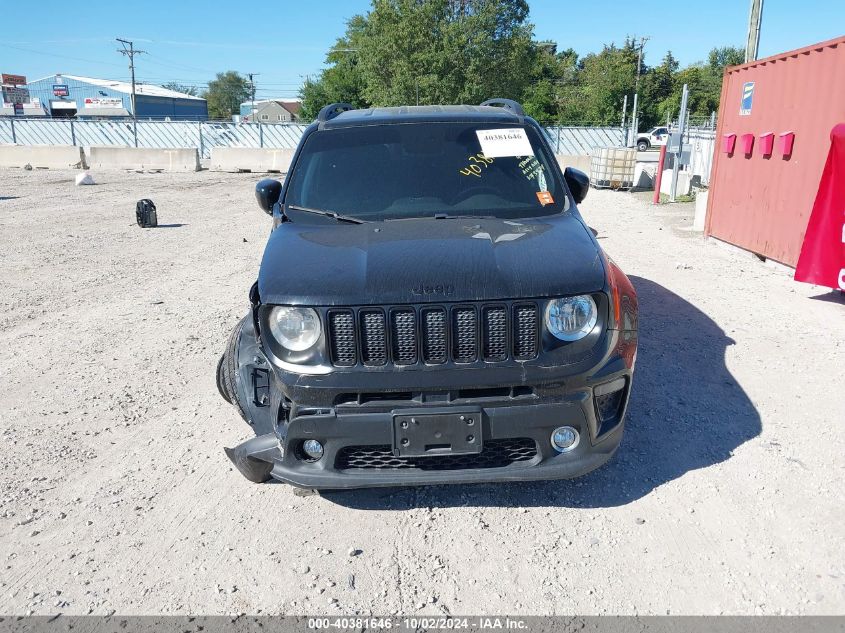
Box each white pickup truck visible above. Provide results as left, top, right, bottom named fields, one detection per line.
left=635, top=126, right=670, bottom=151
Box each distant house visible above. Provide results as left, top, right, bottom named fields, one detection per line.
left=240, top=99, right=301, bottom=123
left=19, top=74, right=208, bottom=120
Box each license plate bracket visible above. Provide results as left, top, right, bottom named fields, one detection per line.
left=393, top=409, right=482, bottom=457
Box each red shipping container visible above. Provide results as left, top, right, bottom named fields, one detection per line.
left=705, top=35, right=845, bottom=267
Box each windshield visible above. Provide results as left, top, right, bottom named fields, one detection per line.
left=284, top=122, right=568, bottom=222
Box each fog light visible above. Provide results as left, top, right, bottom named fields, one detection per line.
left=301, top=439, right=324, bottom=461
left=551, top=426, right=579, bottom=453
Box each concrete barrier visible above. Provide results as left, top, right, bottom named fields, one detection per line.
left=555, top=154, right=591, bottom=173
left=633, top=163, right=657, bottom=190
left=693, top=190, right=709, bottom=231
left=0, top=145, right=86, bottom=169
left=210, top=147, right=295, bottom=173
left=88, top=146, right=199, bottom=172
left=659, top=169, right=692, bottom=197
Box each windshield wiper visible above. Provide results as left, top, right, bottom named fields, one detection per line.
left=285, top=204, right=366, bottom=224
left=432, top=213, right=497, bottom=220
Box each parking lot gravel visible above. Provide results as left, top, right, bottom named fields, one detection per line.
left=0, top=168, right=843, bottom=616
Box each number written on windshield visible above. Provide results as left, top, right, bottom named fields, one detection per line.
left=458, top=153, right=494, bottom=177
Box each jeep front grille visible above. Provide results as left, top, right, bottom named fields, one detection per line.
left=327, top=302, right=538, bottom=367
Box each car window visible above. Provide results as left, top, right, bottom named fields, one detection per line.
left=284, top=122, right=567, bottom=221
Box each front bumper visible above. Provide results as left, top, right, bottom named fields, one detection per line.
left=227, top=380, right=629, bottom=489
left=279, top=400, right=622, bottom=489
left=223, top=316, right=635, bottom=489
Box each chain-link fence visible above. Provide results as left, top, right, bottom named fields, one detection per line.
left=0, top=118, right=623, bottom=159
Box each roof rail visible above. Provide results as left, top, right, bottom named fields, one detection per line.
left=317, top=102, right=354, bottom=122
left=479, top=98, right=525, bottom=117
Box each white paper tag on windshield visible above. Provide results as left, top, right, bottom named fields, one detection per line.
left=476, top=128, right=533, bottom=158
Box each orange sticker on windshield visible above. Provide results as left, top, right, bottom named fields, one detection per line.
left=536, top=191, right=554, bottom=205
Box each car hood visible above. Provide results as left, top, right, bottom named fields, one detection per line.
left=258, top=213, right=606, bottom=306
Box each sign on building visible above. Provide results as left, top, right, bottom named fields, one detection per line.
left=1, top=73, right=27, bottom=86
left=83, top=97, right=123, bottom=108
left=53, top=84, right=69, bottom=96
left=1, top=85, right=30, bottom=105
left=740, top=81, right=755, bottom=116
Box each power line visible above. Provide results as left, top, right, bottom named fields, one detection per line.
left=0, top=41, right=127, bottom=69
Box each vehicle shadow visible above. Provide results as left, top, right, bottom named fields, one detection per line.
left=320, top=276, right=761, bottom=509
left=154, top=223, right=187, bottom=228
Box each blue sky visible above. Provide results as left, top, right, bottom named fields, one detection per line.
left=2, top=0, right=843, bottom=98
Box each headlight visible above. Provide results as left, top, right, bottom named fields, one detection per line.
left=544, top=295, right=598, bottom=341
left=267, top=306, right=321, bottom=351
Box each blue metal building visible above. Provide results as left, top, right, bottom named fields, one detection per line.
left=25, top=74, right=207, bottom=120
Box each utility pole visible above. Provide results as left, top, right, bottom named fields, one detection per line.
left=634, top=36, right=650, bottom=92
left=247, top=73, right=260, bottom=121
left=669, top=84, right=689, bottom=203
left=116, top=38, right=145, bottom=120
left=631, top=36, right=650, bottom=143
left=745, top=0, right=764, bottom=62
left=621, top=94, right=628, bottom=145
left=117, top=38, right=145, bottom=147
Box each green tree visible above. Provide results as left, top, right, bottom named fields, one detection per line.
left=300, top=16, right=369, bottom=120
left=521, top=42, right=579, bottom=123
left=202, top=71, right=251, bottom=120
left=299, top=0, right=536, bottom=118
left=161, top=82, right=199, bottom=97
left=577, top=41, right=639, bottom=125
left=699, top=45, right=744, bottom=116
left=300, top=2, right=743, bottom=129
left=661, top=46, right=743, bottom=125
left=639, top=51, right=679, bottom=128
left=707, top=46, right=744, bottom=71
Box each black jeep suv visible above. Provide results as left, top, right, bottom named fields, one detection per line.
left=217, top=99, right=638, bottom=489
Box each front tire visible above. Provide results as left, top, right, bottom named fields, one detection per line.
left=217, top=317, right=248, bottom=421
left=637, top=140, right=650, bottom=152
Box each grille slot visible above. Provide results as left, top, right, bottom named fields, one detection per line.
left=336, top=438, right=537, bottom=471
left=328, top=311, right=357, bottom=366
left=421, top=308, right=447, bottom=364
left=513, top=304, right=539, bottom=359
left=390, top=309, right=418, bottom=365
left=360, top=310, right=387, bottom=366
left=482, top=306, right=508, bottom=361
left=452, top=307, right=478, bottom=363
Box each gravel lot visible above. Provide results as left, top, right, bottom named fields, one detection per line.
left=0, top=168, right=843, bottom=616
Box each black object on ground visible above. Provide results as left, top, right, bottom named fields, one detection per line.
left=136, top=199, right=158, bottom=228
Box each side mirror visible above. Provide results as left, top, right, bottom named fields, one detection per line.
left=564, top=167, right=589, bottom=204
left=255, top=178, right=282, bottom=215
